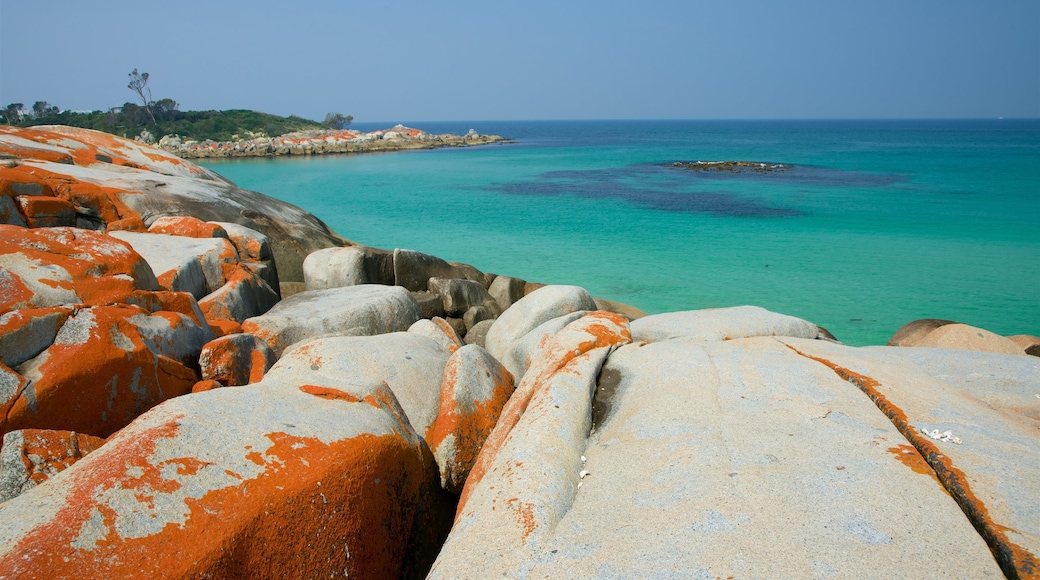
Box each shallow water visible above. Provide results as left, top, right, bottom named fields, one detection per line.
left=199, top=119, right=1040, bottom=346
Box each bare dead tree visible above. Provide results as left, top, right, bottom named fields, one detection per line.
left=128, top=69, right=156, bottom=125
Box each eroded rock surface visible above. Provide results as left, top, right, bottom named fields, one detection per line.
left=0, top=125, right=348, bottom=282
left=432, top=331, right=1010, bottom=578
left=0, top=380, right=444, bottom=578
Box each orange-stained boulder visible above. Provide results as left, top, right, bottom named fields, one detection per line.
left=212, top=221, right=280, bottom=293
left=0, top=225, right=159, bottom=314
left=123, top=289, right=210, bottom=330
left=457, top=311, right=632, bottom=515
left=0, top=376, right=444, bottom=579
left=0, top=125, right=212, bottom=178
left=427, top=345, right=514, bottom=492
left=3, top=304, right=210, bottom=440
left=0, top=429, right=106, bottom=503
left=0, top=161, right=142, bottom=230
left=191, top=379, right=222, bottom=393
left=198, top=265, right=280, bottom=323
left=108, top=231, right=239, bottom=299
left=262, top=332, right=452, bottom=440
left=0, top=360, right=27, bottom=431
left=0, top=126, right=348, bottom=283
left=207, top=319, right=243, bottom=337
left=15, top=195, right=76, bottom=228
left=148, top=216, right=229, bottom=239
left=199, top=333, right=278, bottom=386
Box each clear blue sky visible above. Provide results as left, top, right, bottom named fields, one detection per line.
left=1, top=0, right=1037, bottom=122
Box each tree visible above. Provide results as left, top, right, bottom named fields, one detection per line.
left=322, top=112, right=353, bottom=130
left=153, top=98, right=180, bottom=122
left=1, top=103, right=24, bottom=125
left=31, top=101, right=59, bottom=119
left=127, top=68, right=156, bottom=125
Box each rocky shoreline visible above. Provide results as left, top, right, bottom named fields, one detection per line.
left=157, top=125, right=508, bottom=159
left=0, top=125, right=1038, bottom=578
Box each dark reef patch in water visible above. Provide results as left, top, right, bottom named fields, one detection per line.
left=480, top=162, right=908, bottom=218
left=482, top=165, right=799, bottom=218
left=664, top=161, right=908, bottom=188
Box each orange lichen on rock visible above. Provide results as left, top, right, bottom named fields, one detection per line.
left=0, top=161, right=143, bottom=228
left=0, top=402, right=430, bottom=579
left=426, top=345, right=515, bottom=492
left=125, top=289, right=208, bottom=327
left=299, top=384, right=363, bottom=403
left=506, top=497, right=537, bottom=542
left=198, top=265, right=279, bottom=324
left=148, top=216, right=228, bottom=239
left=5, top=429, right=106, bottom=488
left=2, top=304, right=199, bottom=440
left=0, top=225, right=158, bottom=313
left=786, top=344, right=1040, bottom=580
left=208, top=319, right=243, bottom=337
left=886, top=444, right=944, bottom=487
left=432, top=317, right=463, bottom=353
left=15, top=195, right=76, bottom=228
left=458, top=311, right=631, bottom=515
left=0, top=125, right=207, bottom=178
left=199, top=333, right=277, bottom=387
left=0, top=267, right=34, bottom=313
left=191, top=379, right=222, bottom=393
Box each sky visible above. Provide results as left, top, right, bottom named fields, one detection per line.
left=1, top=0, right=1037, bottom=122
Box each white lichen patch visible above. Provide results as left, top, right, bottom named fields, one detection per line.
left=70, top=508, right=110, bottom=551
left=53, top=309, right=98, bottom=346
left=920, top=427, right=962, bottom=445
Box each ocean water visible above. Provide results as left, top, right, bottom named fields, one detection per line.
left=198, top=120, right=1040, bottom=346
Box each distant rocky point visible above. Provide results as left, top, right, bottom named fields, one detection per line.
left=158, top=125, right=508, bottom=159
left=671, top=160, right=789, bottom=172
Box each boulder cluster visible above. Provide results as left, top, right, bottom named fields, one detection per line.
left=0, top=126, right=1037, bottom=579
left=158, top=125, right=508, bottom=159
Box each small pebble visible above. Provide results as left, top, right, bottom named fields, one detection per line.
left=579, top=470, right=590, bottom=479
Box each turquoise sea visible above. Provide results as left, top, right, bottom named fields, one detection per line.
left=199, top=120, right=1040, bottom=346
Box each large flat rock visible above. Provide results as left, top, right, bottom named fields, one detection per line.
left=778, top=338, right=1040, bottom=576
left=432, top=336, right=1003, bottom=578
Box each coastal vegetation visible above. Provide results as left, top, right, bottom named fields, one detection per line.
left=0, top=101, right=328, bottom=143
left=0, top=69, right=350, bottom=143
